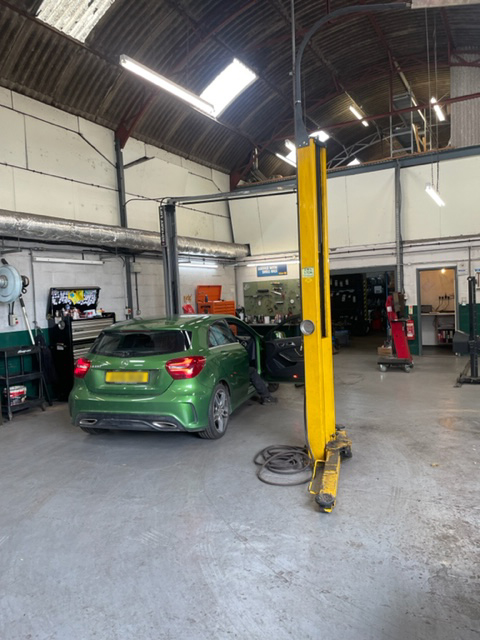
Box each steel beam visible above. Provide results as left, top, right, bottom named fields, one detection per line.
left=159, top=201, right=180, bottom=316
left=114, top=136, right=134, bottom=319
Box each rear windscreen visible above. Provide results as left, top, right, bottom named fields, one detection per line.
left=91, top=330, right=191, bottom=357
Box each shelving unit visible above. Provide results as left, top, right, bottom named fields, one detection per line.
left=0, top=345, right=47, bottom=421
left=330, top=273, right=369, bottom=335
left=421, top=312, right=455, bottom=346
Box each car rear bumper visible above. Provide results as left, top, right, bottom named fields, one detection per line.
left=74, top=412, right=196, bottom=432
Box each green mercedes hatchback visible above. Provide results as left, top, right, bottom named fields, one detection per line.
left=69, top=315, right=304, bottom=439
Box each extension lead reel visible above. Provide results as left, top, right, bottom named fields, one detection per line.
left=0, top=260, right=34, bottom=344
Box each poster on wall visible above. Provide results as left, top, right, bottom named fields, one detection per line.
left=257, top=264, right=288, bottom=277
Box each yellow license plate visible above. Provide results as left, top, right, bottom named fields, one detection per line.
left=105, top=371, right=149, bottom=384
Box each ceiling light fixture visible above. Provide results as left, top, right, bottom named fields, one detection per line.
left=349, top=105, right=369, bottom=127
left=246, top=259, right=300, bottom=268
left=179, top=261, right=218, bottom=269
left=119, top=55, right=216, bottom=116
left=425, top=183, right=446, bottom=207
left=275, top=152, right=297, bottom=168
left=347, top=158, right=361, bottom=166
left=285, top=139, right=296, bottom=153
left=430, top=97, right=446, bottom=122
left=33, top=257, right=104, bottom=265
left=310, top=130, right=330, bottom=142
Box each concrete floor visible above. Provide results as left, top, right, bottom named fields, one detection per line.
left=0, top=340, right=479, bottom=640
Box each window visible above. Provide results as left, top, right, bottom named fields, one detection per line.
left=36, top=0, right=116, bottom=42
left=200, top=58, right=257, bottom=117
left=208, top=322, right=237, bottom=347
left=91, top=330, right=191, bottom=357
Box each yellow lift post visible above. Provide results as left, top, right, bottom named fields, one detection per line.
left=294, top=3, right=407, bottom=511
left=297, top=139, right=352, bottom=512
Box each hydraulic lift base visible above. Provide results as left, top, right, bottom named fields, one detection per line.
left=308, top=429, right=352, bottom=513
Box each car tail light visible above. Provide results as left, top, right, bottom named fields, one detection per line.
left=74, top=358, right=91, bottom=378
left=166, top=356, right=206, bottom=380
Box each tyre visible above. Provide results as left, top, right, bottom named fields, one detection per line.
left=404, top=365, right=412, bottom=373
left=80, top=426, right=105, bottom=435
left=268, top=383, right=279, bottom=393
left=199, top=383, right=230, bottom=440
left=379, top=364, right=388, bottom=372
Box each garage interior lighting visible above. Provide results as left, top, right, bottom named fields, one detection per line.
left=425, top=183, right=446, bottom=207
left=276, top=152, right=297, bottom=168
left=431, top=97, right=446, bottom=122
left=347, top=158, right=361, bottom=166
left=349, top=105, right=369, bottom=127
left=37, top=0, right=116, bottom=42
left=246, top=259, right=300, bottom=267
left=33, top=257, right=104, bottom=265
left=310, top=130, right=330, bottom=142
left=120, top=55, right=216, bottom=116
left=179, top=261, right=218, bottom=269
left=200, top=58, right=257, bottom=117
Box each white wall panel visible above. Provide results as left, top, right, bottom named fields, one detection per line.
left=12, top=93, right=78, bottom=130
left=25, top=117, right=115, bottom=188
left=13, top=169, right=77, bottom=219
left=0, top=166, right=16, bottom=211
left=403, top=155, right=480, bottom=240
left=256, top=193, right=298, bottom=254
left=230, top=198, right=264, bottom=254
left=343, top=169, right=395, bottom=245
left=78, top=118, right=115, bottom=165
left=0, top=87, right=12, bottom=108
left=0, top=107, right=26, bottom=167
left=328, top=176, right=350, bottom=247
left=72, top=182, right=118, bottom=225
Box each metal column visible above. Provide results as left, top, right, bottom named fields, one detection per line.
left=159, top=201, right=180, bottom=316
left=114, top=136, right=134, bottom=319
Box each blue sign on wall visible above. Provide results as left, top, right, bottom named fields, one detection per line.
left=257, top=264, right=288, bottom=277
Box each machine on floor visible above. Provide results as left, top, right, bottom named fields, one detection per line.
left=377, top=293, right=414, bottom=373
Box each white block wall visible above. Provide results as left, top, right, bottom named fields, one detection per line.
left=0, top=87, right=232, bottom=240
left=0, top=88, right=236, bottom=336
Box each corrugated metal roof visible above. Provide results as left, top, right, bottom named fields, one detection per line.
left=0, top=0, right=478, bottom=178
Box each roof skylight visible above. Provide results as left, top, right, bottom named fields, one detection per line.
left=200, top=59, right=257, bottom=117
left=37, top=0, right=116, bottom=42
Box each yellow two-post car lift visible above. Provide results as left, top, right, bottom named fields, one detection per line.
left=294, top=3, right=406, bottom=511
left=162, top=3, right=408, bottom=512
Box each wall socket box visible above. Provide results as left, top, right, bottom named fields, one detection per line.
left=8, top=314, right=18, bottom=327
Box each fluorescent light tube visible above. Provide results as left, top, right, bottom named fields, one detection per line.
left=349, top=105, right=363, bottom=120
left=246, top=260, right=299, bottom=267
left=310, top=130, right=330, bottom=142
left=431, top=97, right=446, bottom=122
left=347, top=158, right=361, bottom=166
left=33, top=257, right=104, bottom=265
left=275, top=152, right=296, bottom=168
left=285, top=139, right=296, bottom=153
left=425, top=183, right=446, bottom=207
left=349, top=105, right=369, bottom=127
left=120, top=55, right=216, bottom=116
left=179, top=262, right=218, bottom=269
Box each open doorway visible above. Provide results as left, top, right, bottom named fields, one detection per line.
left=417, top=267, right=457, bottom=355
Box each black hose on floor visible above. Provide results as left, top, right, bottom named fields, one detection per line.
left=254, top=445, right=312, bottom=486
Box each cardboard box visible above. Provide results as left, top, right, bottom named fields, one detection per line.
left=377, top=346, right=393, bottom=356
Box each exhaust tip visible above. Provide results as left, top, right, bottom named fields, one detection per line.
left=79, top=418, right=98, bottom=426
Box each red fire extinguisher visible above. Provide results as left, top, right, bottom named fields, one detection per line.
left=406, top=318, right=415, bottom=340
